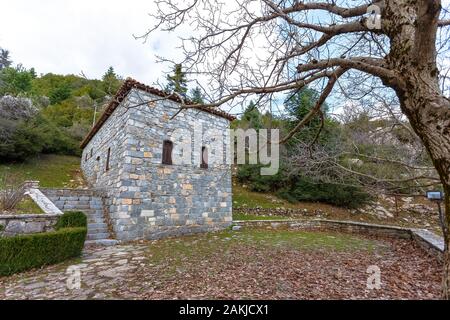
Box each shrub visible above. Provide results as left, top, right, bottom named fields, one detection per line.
left=237, top=161, right=373, bottom=209
left=55, top=211, right=87, bottom=230
left=0, top=114, right=81, bottom=162
left=277, top=177, right=373, bottom=209
left=237, top=164, right=286, bottom=192
left=0, top=227, right=86, bottom=276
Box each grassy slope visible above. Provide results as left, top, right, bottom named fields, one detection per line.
left=0, top=154, right=84, bottom=188
left=232, top=184, right=297, bottom=209
left=232, top=183, right=352, bottom=220
left=14, top=196, right=44, bottom=214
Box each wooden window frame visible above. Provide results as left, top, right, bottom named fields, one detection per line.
left=162, top=140, right=173, bottom=165
left=200, top=146, right=208, bottom=169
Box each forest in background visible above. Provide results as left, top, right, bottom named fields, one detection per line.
left=0, top=46, right=123, bottom=161
left=0, top=46, right=437, bottom=209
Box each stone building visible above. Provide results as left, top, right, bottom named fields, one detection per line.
left=80, top=78, right=235, bottom=241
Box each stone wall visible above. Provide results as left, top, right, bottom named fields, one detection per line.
left=81, top=89, right=233, bottom=241
left=0, top=214, right=59, bottom=237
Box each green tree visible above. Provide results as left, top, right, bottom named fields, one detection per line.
left=0, top=48, right=12, bottom=70
left=165, top=64, right=188, bottom=97
left=0, top=65, right=34, bottom=95
left=102, top=66, right=121, bottom=95
left=190, top=86, right=204, bottom=104
left=241, top=101, right=263, bottom=130
left=284, top=87, right=327, bottom=125
left=41, top=99, right=94, bottom=128
left=283, top=87, right=330, bottom=145
left=49, top=82, right=72, bottom=105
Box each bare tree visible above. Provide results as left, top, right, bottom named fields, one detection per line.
left=142, top=0, right=450, bottom=297
left=286, top=137, right=440, bottom=195
left=0, top=174, right=25, bottom=213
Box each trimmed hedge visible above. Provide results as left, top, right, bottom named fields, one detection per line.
left=0, top=211, right=87, bottom=276
left=55, top=211, right=87, bottom=230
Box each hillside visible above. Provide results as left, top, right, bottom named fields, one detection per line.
left=0, top=154, right=85, bottom=188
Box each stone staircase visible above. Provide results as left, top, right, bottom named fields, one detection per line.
left=41, top=189, right=118, bottom=246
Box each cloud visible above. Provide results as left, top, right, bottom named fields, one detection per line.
left=0, top=0, right=182, bottom=85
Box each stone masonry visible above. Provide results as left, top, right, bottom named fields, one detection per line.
left=80, top=80, right=234, bottom=241
left=42, top=189, right=116, bottom=245
left=0, top=214, right=59, bottom=237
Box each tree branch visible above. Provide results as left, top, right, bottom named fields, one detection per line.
left=280, top=67, right=346, bottom=144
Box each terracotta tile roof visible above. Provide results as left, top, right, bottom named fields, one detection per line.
left=80, top=78, right=236, bottom=149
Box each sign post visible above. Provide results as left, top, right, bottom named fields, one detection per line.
left=427, top=191, right=446, bottom=233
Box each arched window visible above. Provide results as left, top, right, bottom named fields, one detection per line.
left=162, top=140, right=173, bottom=165
left=200, top=146, right=208, bottom=169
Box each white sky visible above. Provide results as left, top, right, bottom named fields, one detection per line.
left=0, top=0, right=181, bottom=85
left=1, top=0, right=448, bottom=116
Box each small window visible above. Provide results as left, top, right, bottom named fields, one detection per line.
left=85, top=152, right=88, bottom=162
left=200, top=146, right=208, bottom=169
left=106, top=148, right=111, bottom=171
left=162, top=140, right=173, bottom=165
left=90, top=148, right=93, bottom=158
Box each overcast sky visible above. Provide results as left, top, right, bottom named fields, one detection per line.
left=0, top=0, right=181, bottom=85
left=1, top=0, right=448, bottom=117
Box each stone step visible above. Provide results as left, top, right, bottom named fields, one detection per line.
left=54, top=200, right=102, bottom=205
left=87, top=214, right=105, bottom=219
left=88, top=219, right=106, bottom=225
left=87, top=233, right=111, bottom=240
left=82, top=209, right=104, bottom=214
left=87, top=227, right=108, bottom=234
left=61, top=205, right=91, bottom=210
left=85, top=212, right=104, bottom=216
left=85, top=239, right=119, bottom=246
left=86, top=214, right=104, bottom=220
left=88, top=222, right=108, bottom=229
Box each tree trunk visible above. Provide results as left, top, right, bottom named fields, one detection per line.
left=443, top=187, right=450, bottom=299
left=398, top=89, right=450, bottom=299
left=383, top=0, right=450, bottom=299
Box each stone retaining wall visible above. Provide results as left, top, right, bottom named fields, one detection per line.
left=234, top=207, right=322, bottom=216
left=0, top=213, right=60, bottom=237
left=234, top=219, right=444, bottom=261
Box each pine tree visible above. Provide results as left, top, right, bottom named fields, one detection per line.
left=283, top=87, right=329, bottom=145
left=102, top=66, right=121, bottom=95
left=190, top=86, right=204, bottom=104
left=0, top=48, right=12, bottom=70
left=242, top=101, right=263, bottom=130
left=165, top=64, right=188, bottom=97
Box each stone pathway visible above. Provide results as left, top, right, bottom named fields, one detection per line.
left=0, top=245, right=150, bottom=300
